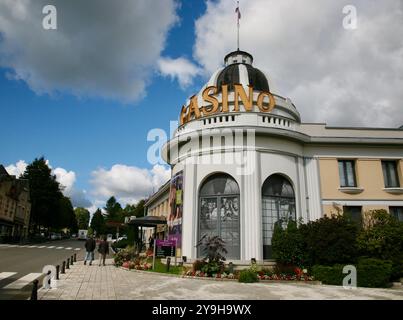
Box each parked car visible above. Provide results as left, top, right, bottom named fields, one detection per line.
left=111, top=235, right=127, bottom=243
left=50, top=232, right=62, bottom=240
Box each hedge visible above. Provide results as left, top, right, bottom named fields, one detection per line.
left=312, top=258, right=393, bottom=288
left=356, top=258, right=392, bottom=288
left=312, top=265, right=345, bottom=285
left=238, top=269, right=259, bottom=283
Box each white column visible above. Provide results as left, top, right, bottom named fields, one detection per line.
left=241, top=150, right=261, bottom=261
left=181, top=161, right=198, bottom=259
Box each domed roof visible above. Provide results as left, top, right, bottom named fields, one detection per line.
left=216, top=50, right=270, bottom=92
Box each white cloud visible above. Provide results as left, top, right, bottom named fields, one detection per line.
left=157, top=56, right=201, bottom=89
left=90, top=164, right=171, bottom=205
left=194, top=0, right=403, bottom=127
left=0, top=0, right=178, bottom=102
left=53, top=167, right=75, bottom=195
left=5, top=160, right=27, bottom=177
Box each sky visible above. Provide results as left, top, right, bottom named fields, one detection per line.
left=0, top=0, right=402, bottom=213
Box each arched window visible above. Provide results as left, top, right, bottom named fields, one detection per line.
left=199, top=173, right=240, bottom=259
left=261, top=174, right=296, bottom=259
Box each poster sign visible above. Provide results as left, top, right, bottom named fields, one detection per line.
left=168, top=171, right=183, bottom=250
left=155, top=239, right=176, bottom=257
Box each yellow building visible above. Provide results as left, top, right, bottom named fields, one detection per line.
left=0, top=165, right=31, bottom=242
left=143, top=181, right=170, bottom=246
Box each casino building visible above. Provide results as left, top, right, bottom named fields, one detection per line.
left=145, top=50, right=403, bottom=263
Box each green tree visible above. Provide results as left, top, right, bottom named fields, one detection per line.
left=300, top=214, right=359, bottom=266
left=21, top=157, right=64, bottom=232
left=74, top=207, right=90, bottom=229
left=104, top=196, right=123, bottom=222
left=90, top=208, right=106, bottom=235
left=58, top=196, right=77, bottom=232
left=357, top=209, right=403, bottom=280
left=272, top=219, right=307, bottom=267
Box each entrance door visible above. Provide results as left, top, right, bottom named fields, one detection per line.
left=262, top=174, right=296, bottom=259
left=198, top=173, right=240, bottom=259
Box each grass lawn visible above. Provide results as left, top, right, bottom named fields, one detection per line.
left=145, top=257, right=184, bottom=275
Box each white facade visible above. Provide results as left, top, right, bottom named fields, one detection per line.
left=161, top=50, right=403, bottom=262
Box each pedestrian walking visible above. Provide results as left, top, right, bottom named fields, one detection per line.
left=84, top=235, right=96, bottom=265
left=98, top=235, right=109, bottom=266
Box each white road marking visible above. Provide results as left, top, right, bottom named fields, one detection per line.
left=0, top=272, right=17, bottom=281
left=47, top=246, right=55, bottom=249
left=28, top=246, right=38, bottom=248
left=56, top=247, right=64, bottom=249
left=65, top=247, right=73, bottom=250
left=37, top=246, right=46, bottom=248
left=3, top=273, right=43, bottom=290
left=74, top=248, right=81, bottom=251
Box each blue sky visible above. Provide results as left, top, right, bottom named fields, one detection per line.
left=1, top=0, right=402, bottom=210
left=0, top=1, right=208, bottom=209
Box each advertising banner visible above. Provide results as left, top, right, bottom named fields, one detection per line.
left=167, top=171, right=183, bottom=250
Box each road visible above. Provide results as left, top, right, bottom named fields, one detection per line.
left=0, top=239, right=88, bottom=299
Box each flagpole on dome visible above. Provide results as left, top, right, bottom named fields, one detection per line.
left=235, top=1, right=241, bottom=50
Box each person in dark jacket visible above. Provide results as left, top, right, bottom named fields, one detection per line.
left=84, top=235, right=96, bottom=265
left=98, top=235, right=109, bottom=266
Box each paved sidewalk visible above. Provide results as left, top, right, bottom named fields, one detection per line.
left=38, top=259, right=403, bottom=300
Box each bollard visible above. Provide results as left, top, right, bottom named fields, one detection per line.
left=56, top=265, right=60, bottom=280
left=66, top=258, right=70, bottom=269
left=182, top=256, right=187, bottom=263
left=47, top=270, right=51, bottom=288
left=61, top=261, right=66, bottom=274
left=70, top=255, right=74, bottom=265
left=74, top=253, right=77, bottom=262
left=30, top=279, right=38, bottom=300
left=166, top=257, right=171, bottom=272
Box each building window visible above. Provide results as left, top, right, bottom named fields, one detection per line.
left=382, top=161, right=400, bottom=188
left=199, top=173, right=240, bottom=259
left=343, top=206, right=362, bottom=225
left=390, top=207, right=403, bottom=222
left=338, top=160, right=357, bottom=187
left=262, top=174, right=296, bottom=259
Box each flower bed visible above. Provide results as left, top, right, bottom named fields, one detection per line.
left=183, top=268, right=316, bottom=282
left=122, top=260, right=152, bottom=271
left=184, top=270, right=236, bottom=279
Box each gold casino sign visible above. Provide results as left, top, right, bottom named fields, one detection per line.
left=180, top=84, right=276, bottom=125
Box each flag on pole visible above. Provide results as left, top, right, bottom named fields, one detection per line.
left=235, top=6, right=241, bottom=20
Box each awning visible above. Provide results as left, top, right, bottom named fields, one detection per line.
left=126, top=215, right=167, bottom=228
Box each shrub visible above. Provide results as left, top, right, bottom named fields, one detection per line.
left=300, top=214, right=358, bottom=266
left=238, top=269, right=258, bottom=283
left=357, top=210, right=403, bottom=280
left=196, top=235, right=227, bottom=263
left=113, top=246, right=136, bottom=267
left=312, top=265, right=345, bottom=285
left=201, top=261, right=223, bottom=275
left=357, top=258, right=392, bottom=288
left=192, top=259, right=206, bottom=272
left=196, top=235, right=227, bottom=276
left=272, top=219, right=306, bottom=267
left=274, top=263, right=299, bottom=276
left=312, top=258, right=393, bottom=288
